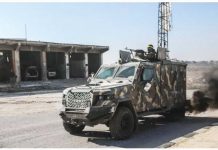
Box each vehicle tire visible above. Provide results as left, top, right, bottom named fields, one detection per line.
left=164, top=107, right=185, bottom=121
left=109, top=107, right=135, bottom=140
left=63, top=122, right=85, bottom=134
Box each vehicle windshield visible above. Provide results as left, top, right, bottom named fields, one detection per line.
left=95, top=66, right=116, bottom=79
left=115, top=66, right=136, bottom=78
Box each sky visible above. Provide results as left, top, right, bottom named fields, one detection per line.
left=0, top=2, right=218, bottom=64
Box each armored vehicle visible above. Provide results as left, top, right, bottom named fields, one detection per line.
left=60, top=47, right=187, bottom=139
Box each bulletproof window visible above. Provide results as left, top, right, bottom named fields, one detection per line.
left=115, top=66, right=135, bottom=78
left=141, top=68, right=154, bottom=82
left=95, top=67, right=115, bottom=79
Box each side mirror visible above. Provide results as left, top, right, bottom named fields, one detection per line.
left=87, top=77, right=93, bottom=83
left=91, top=72, right=95, bottom=78
left=87, top=73, right=95, bottom=83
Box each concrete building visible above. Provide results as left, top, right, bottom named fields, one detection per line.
left=0, top=39, right=109, bottom=83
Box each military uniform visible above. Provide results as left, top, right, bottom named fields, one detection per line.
left=146, top=44, right=157, bottom=61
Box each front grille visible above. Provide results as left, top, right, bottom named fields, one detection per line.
left=66, top=92, right=92, bottom=109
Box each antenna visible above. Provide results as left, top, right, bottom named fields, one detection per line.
left=158, top=2, right=172, bottom=58
left=25, top=24, right=27, bottom=40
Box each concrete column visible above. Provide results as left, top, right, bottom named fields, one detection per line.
left=41, top=50, right=47, bottom=81
left=84, top=53, right=89, bottom=78
left=65, top=52, right=70, bottom=79
left=12, top=45, right=21, bottom=83
left=100, top=53, right=103, bottom=65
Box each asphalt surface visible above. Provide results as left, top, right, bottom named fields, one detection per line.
left=0, top=89, right=217, bottom=148
left=0, top=110, right=217, bottom=148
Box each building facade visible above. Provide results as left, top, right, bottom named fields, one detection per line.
left=0, top=39, right=109, bottom=83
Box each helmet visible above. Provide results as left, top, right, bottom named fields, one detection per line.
left=148, top=44, right=153, bottom=48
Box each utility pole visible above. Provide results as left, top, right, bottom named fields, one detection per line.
left=158, top=2, right=172, bottom=58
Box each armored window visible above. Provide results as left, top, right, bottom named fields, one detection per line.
left=95, top=67, right=115, bottom=79
left=142, top=68, right=154, bottom=82
left=115, top=66, right=135, bottom=78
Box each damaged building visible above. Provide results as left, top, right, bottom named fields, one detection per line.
left=0, top=39, right=108, bottom=83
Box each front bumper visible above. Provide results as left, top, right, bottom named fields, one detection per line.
left=59, top=106, right=113, bottom=126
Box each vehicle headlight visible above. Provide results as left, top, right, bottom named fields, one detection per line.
left=97, top=94, right=114, bottom=101
left=62, top=94, right=66, bottom=106
left=63, top=88, right=71, bottom=95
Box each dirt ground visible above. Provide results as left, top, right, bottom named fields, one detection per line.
left=0, top=90, right=62, bottom=116
left=0, top=79, right=87, bottom=116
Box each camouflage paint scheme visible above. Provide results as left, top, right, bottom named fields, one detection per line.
left=60, top=60, right=186, bottom=125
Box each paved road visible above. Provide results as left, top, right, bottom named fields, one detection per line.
left=0, top=110, right=217, bottom=148
left=0, top=90, right=217, bottom=148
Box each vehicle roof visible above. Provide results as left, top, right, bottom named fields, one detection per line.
left=100, top=63, right=120, bottom=67
left=100, top=59, right=186, bottom=68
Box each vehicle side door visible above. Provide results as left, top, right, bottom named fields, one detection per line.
left=138, top=65, right=161, bottom=111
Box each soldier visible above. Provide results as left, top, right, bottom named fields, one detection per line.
left=146, top=44, right=157, bottom=61
left=147, top=44, right=155, bottom=53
